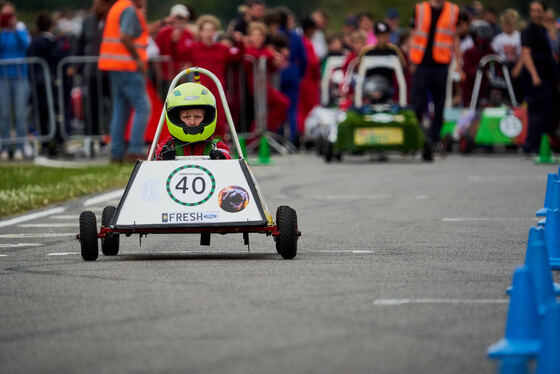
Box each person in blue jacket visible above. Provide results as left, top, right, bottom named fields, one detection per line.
left=0, top=2, right=30, bottom=161
left=276, top=7, right=307, bottom=147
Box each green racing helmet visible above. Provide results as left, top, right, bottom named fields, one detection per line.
left=165, top=82, right=217, bottom=142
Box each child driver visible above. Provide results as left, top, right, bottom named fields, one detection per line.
left=155, top=82, right=231, bottom=160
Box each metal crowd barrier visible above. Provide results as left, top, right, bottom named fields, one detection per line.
left=55, top=55, right=174, bottom=156
left=238, top=55, right=294, bottom=155
left=0, top=57, right=56, bottom=150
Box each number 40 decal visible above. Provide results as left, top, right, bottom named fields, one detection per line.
left=166, top=165, right=216, bottom=207
left=175, top=176, right=206, bottom=195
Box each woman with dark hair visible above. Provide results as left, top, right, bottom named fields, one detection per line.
left=521, top=0, right=560, bottom=154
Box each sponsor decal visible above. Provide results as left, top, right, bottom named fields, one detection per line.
left=364, top=113, right=394, bottom=123
left=161, top=211, right=219, bottom=223
left=183, top=95, right=200, bottom=101
left=354, top=127, right=404, bottom=145
left=166, top=165, right=216, bottom=207
left=218, top=186, right=250, bottom=213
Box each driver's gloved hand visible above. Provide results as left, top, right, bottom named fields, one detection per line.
left=160, top=141, right=176, bottom=160
left=209, top=149, right=226, bottom=160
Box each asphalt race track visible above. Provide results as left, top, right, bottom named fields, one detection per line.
left=1, top=153, right=559, bottom=373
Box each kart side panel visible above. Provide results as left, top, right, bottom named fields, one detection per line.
left=111, top=159, right=267, bottom=229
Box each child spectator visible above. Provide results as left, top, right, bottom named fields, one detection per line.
left=357, top=12, right=377, bottom=46
left=174, top=15, right=244, bottom=138
left=491, top=9, right=523, bottom=101
left=155, top=82, right=230, bottom=160
left=243, top=21, right=289, bottom=133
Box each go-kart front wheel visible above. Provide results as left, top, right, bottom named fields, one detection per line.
left=101, top=206, right=119, bottom=256
left=275, top=206, right=299, bottom=259
left=79, top=211, right=98, bottom=261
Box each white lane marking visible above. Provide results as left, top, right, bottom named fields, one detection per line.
left=0, top=254, right=8, bottom=257
left=416, top=194, right=429, bottom=200
left=0, top=207, right=66, bottom=228
left=0, top=233, right=76, bottom=238
left=373, top=298, right=509, bottom=306
left=311, top=194, right=390, bottom=200
left=33, top=156, right=87, bottom=168
left=0, top=243, right=44, bottom=248
left=47, top=252, right=79, bottom=256
left=50, top=215, right=78, bottom=220
left=313, top=250, right=375, bottom=254
left=18, top=223, right=78, bottom=228
left=83, top=189, right=124, bottom=207
left=442, top=218, right=535, bottom=222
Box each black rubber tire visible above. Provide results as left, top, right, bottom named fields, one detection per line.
left=459, top=134, right=475, bottom=154
left=422, top=140, right=433, bottom=162
left=442, top=134, right=454, bottom=153
left=79, top=211, right=98, bottom=261
left=275, top=206, right=298, bottom=259
left=325, top=142, right=333, bottom=163
left=101, top=206, right=119, bottom=256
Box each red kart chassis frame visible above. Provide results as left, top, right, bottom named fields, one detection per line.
left=91, top=225, right=287, bottom=239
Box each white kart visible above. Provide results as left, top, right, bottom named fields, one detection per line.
left=77, top=68, right=300, bottom=261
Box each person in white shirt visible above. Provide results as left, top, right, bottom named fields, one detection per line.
left=491, top=9, right=523, bottom=101
left=491, top=9, right=521, bottom=64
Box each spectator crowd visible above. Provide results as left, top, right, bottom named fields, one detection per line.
left=0, top=0, right=559, bottom=161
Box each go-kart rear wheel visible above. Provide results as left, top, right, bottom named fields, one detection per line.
left=101, top=206, right=119, bottom=256
left=325, top=141, right=333, bottom=163
left=442, top=134, right=454, bottom=153
left=459, top=134, right=475, bottom=154
left=275, top=206, right=298, bottom=259
left=79, top=211, right=98, bottom=261
left=422, top=140, right=433, bottom=162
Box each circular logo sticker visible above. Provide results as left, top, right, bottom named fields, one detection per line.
left=218, top=186, right=250, bottom=213
left=499, top=115, right=523, bottom=138
left=166, top=165, right=216, bottom=206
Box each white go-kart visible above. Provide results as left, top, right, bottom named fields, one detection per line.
left=77, top=67, right=300, bottom=261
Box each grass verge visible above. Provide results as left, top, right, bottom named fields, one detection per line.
left=0, top=163, right=134, bottom=218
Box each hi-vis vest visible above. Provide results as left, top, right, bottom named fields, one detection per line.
left=98, top=0, right=148, bottom=72
left=410, top=1, right=459, bottom=65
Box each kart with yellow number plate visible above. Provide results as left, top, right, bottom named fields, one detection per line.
left=323, top=55, right=430, bottom=162
left=77, top=68, right=300, bottom=261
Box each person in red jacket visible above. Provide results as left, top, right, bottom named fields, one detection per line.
left=154, top=4, right=194, bottom=98
left=243, top=21, right=289, bottom=133
left=298, top=17, right=321, bottom=135
left=174, top=14, right=244, bottom=138
left=155, top=82, right=230, bottom=160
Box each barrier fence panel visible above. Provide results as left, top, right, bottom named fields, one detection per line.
left=55, top=55, right=177, bottom=156
left=53, top=54, right=291, bottom=158
left=0, top=57, right=56, bottom=151
left=56, top=55, right=110, bottom=143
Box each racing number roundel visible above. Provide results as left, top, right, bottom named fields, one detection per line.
left=166, top=165, right=216, bottom=206
left=499, top=115, right=523, bottom=138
